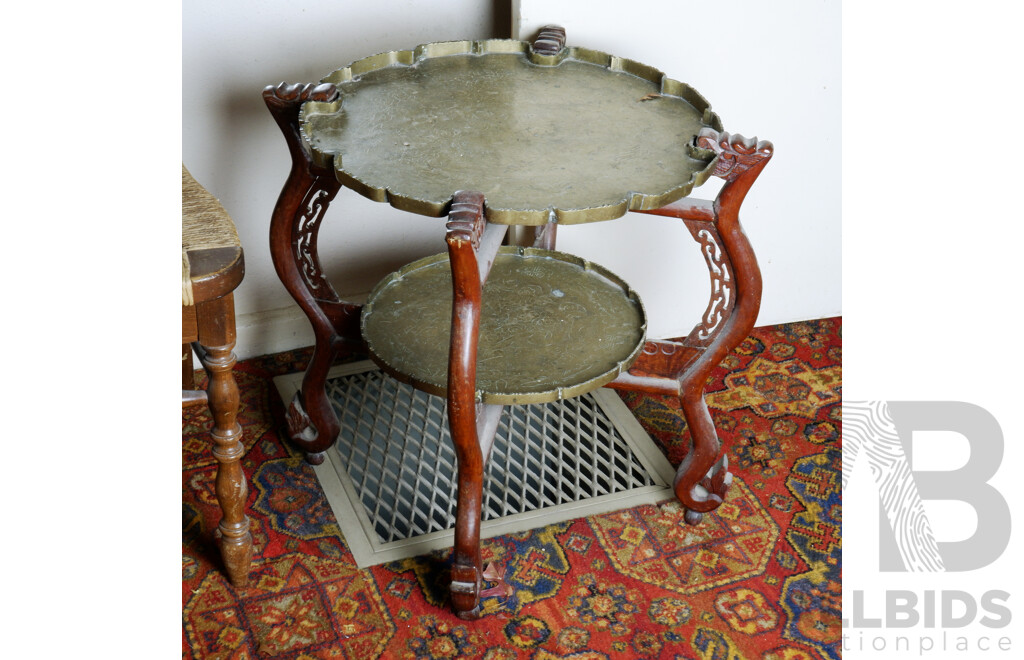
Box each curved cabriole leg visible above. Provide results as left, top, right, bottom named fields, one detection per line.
left=274, top=171, right=344, bottom=465
left=446, top=191, right=489, bottom=619
left=264, top=82, right=362, bottom=464
left=195, top=294, right=253, bottom=587
left=273, top=171, right=343, bottom=465
left=624, top=128, right=773, bottom=524
left=674, top=392, right=732, bottom=525
left=669, top=218, right=742, bottom=523
left=673, top=129, right=772, bottom=523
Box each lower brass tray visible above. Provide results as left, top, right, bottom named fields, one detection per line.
left=361, top=247, right=646, bottom=404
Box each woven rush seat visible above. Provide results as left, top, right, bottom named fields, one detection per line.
left=182, top=165, right=243, bottom=306
left=361, top=247, right=647, bottom=404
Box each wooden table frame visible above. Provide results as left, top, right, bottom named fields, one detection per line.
left=263, top=27, right=772, bottom=619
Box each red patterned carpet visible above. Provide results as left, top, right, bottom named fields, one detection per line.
left=182, top=318, right=841, bottom=659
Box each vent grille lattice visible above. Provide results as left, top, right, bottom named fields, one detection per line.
left=325, top=369, right=657, bottom=544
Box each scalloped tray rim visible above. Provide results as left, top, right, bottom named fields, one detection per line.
left=297, top=38, right=724, bottom=225
left=360, top=246, right=648, bottom=405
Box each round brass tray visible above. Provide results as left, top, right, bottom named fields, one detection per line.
left=299, top=39, right=722, bottom=225
left=361, top=247, right=647, bottom=404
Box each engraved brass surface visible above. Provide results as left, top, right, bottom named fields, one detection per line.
left=361, top=247, right=647, bottom=404
left=300, top=39, right=722, bottom=224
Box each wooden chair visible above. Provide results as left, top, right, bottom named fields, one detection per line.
left=182, top=165, right=252, bottom=587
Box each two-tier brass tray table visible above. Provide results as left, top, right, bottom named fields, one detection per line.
left=264, top=26, right=773, bottom=619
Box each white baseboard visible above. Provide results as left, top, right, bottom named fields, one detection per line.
left=184, top=305, right=314, bottom=373
left=193, top=303, right=840, bottom=370
left=229, top=304, right=694, bottom=364
left=234, top=305, right=316, bottom=361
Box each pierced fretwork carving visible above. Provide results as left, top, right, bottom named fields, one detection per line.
left=697, top=127, right=774, bottom=182
left=683, top=221, right=734, bottom=346
left=294, top=180, right=342, bottom=301
left=446, top=191, right=486, bottom=248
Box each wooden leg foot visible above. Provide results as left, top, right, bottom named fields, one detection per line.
left=456, top=606, right=483, bottom=621
left=285, top=374, right=340, bottom=457
left=450, top=563, right=482, bottom=619
left=673, top=394, right=732, bottom=517
left=218, top=517, right=254, bottom=587
left=305, top=451, right=327, bottom=465
left=451, top=560, right=512, bottom=618
left=684, top=509, right=705, bottom=526
left=448, top=442, right=486, bottom=618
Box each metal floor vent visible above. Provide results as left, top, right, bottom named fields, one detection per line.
left=274, top=361, right=676, bottom=568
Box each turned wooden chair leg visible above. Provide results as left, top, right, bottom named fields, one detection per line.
left=195, top=293, right=253, bottom=587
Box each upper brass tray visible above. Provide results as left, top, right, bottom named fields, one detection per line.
left=299, top=39, right=722, bottom=225
left=361, top=247, right=647, bottom=404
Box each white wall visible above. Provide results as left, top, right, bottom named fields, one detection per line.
left=184, top=0, right=839, bottom=360
left=516, top=0, right=841, bottom=339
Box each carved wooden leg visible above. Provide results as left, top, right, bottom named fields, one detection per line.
left=446, top=192, right=486, bottom=619
left=264, top=82, right=363, bottom=464
left=448, top=403, right=508, bottom=618
left=195, top=293, right=253, bottom=587
left=445, top=192, right=510, bottom=619
left=449, top=445, right=485, bottom=619
left=611, top=128, right=773, bottom=525
left=673, top=130, right=772, bottom=523
left=674, top=389, right=732, bottom=525
left=270, top=169, right=344, bottom=464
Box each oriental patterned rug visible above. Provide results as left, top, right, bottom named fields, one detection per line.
left=182, top=317, right=841, bottom=659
